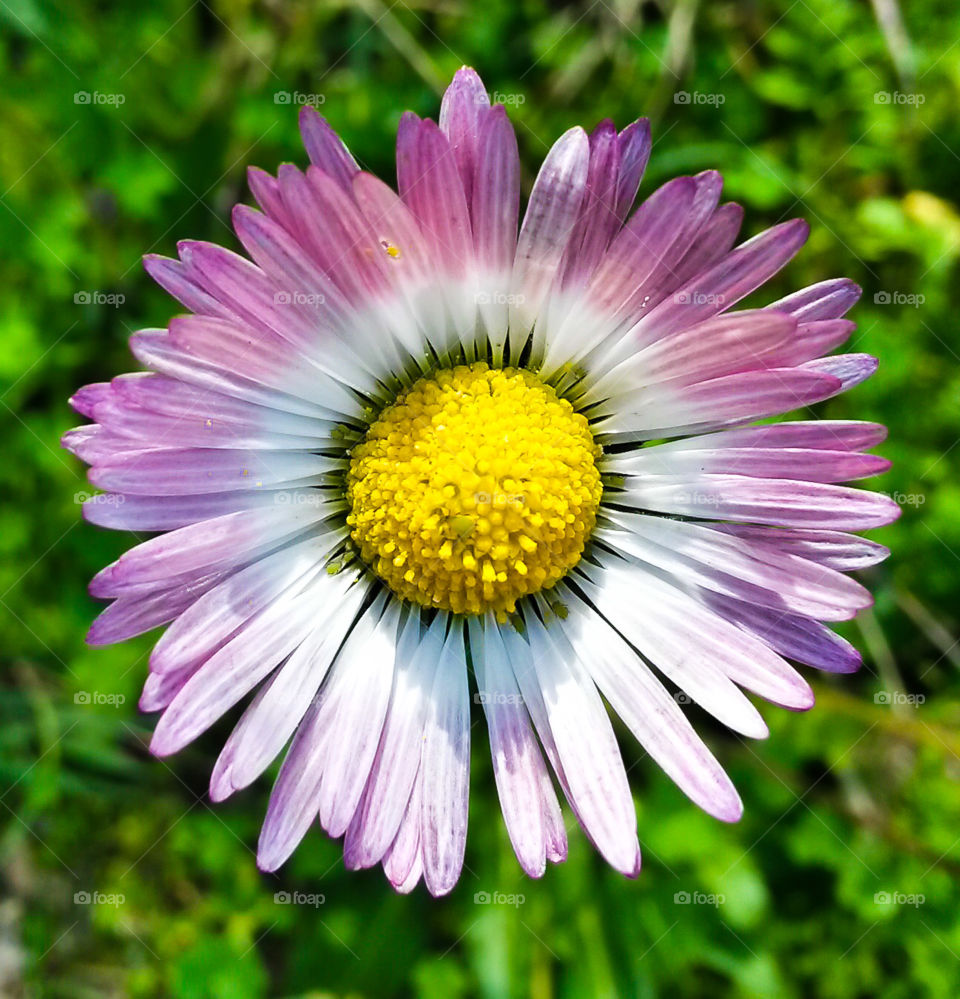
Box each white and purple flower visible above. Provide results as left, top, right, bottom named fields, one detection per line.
left=63, top=68, right=898, bottom=896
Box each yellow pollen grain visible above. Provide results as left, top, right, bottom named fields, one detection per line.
left=380, top=239, right=401, bottom=259
left=345, top=362, right=602, bottom=618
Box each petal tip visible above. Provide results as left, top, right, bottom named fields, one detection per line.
left=715, top=792, right=744, bottom=824
left=256, top=850, right=281, bottom=874
left=208, top=775, right=234, bottom=803
left=148, top=729, right=176, bottom=758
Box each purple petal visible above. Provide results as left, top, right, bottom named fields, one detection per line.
left=763, top=319, right=855, bottom=367
left=589, top=176, right=699, bottom=320
left=619, top=474, right=902, bottom=530
left=89, top=447, right=336, bottom=496
left=560, top=119, right=621, bottom=286
left=471, top=105, right=520, bottom=272
left=599, top=513, right=873, bottom=621
left=142, top=254, right=236, bottom=320
left=397, top=114, right=473, bottom=275
left=257, top=694, right=331, bottom=872
left=645, top=420, right=888, bottom=453
left=150, top=569, right=328, bottom=756
left=145, top=535, right=332, bottom=672
left=509, top=126, right=590, bottom=338
left=767, top=277, right=862, bottom=321
left=382, top=773, right=423, bottom=892
left=669, top=202, right=744, bottom=289
left=298, top=107, right=360, bottom=191
left=698, top=590, right=863, bottom=674
left=139, top=664, right=197, bottom=713
left=634, top=219, right=810, bottom=347
left=717, top=524, right=890, bottom=571
left=83, top=491, right=277, bottom=532
left=352, top=171, right=435, bottom=282
left=614, top=440, right=890, bottom=484
left=597, top=368, right=843, bottom=439
left=247, top=167, right=294, bottom=232
left=438, top=66, right=490, bottom=205
left=88, top=569, right=229, bottom=647
left=801, top=353, right=878, bottom=394
left=214, top=577, right=370, bottom=797
left=613, top=118, right=652, bottom=222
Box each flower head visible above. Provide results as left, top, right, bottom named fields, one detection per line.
left=64, top=67, right=898, bottom=895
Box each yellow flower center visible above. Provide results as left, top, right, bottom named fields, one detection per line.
left=346, top=363, right=602, bottom=618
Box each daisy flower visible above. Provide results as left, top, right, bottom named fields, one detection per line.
left=63, top=67, right=898, bottom=896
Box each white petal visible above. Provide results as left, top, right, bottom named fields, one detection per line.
left=469, top=615, right=553, bottom=877
left=577, top=561, right=773, bottom=736
left=558, top=587, right=742, bottom=821
left=420, top=621, right=471, bottom=897
left=212, top=575, right=371, bottom=797
left=318, top=594, right=401, bottom=837
left=345, top=611, right=446, bottom=868
left=520, top=606, right=640, bottom=876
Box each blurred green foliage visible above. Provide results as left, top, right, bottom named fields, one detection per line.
left=1, top=0, right=959, bottom=996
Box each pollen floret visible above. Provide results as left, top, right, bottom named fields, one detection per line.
left=346, top=363, right=603, bottom=617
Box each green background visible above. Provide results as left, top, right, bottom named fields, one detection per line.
left=2, top=0, right=959, bottom=995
